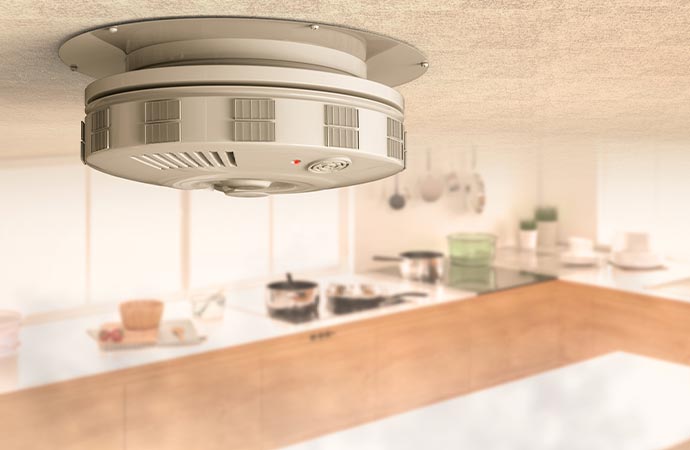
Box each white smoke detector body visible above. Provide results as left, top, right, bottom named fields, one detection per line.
left=59, top=17, right=428, bottom=196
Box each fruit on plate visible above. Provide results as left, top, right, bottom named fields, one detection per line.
left=98, top=329, right=111, bottom=342
left=98, top=327, right=124, bottom=343
left=110, top=328, right=123, bottom=342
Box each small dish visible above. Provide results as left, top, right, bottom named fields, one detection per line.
left=609, top=251, right=664, bottom=270
left=560, top=252, right=599, bottom=267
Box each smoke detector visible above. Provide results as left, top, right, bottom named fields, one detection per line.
left=59, top=17, right=428, bottom=197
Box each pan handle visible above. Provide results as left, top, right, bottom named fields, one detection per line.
left=390, top=291, right=429, bottom=299
left=373, top=255, right=403, bottom=262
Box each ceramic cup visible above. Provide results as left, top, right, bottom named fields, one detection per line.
left=567, top=237, right=594, bottom=255
left=620, top=231, right=651, bottom=253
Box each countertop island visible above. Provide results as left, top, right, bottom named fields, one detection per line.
left=5, top=247, right=690, bottom=395
left=4, top=249, right=690, bottom=449
left=286, top=352, right=690, bottom=450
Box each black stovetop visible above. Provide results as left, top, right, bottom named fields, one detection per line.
left=375, top=265, right=555, bottom=294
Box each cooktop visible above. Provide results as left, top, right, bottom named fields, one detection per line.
left=374, top=265, right=555, bottom=294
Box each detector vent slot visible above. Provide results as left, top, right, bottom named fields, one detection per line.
left=131, top=151, right=237, bottom=170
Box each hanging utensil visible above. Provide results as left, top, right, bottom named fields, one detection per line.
left=389, top=175, right=406, bottom=210
left=466, top=147, right=486, bottom=214
left=419, top=149, right=444, bottom=203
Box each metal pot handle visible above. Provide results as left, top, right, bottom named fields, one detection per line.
left=373, top=255, right=403, bottom=262
left=390, top=291, right=428, bottom=299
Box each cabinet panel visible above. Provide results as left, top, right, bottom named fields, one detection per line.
left=470, top=282, right=561, bottom=389
left=558, top=281, right=611, bottom=363
left=590, top=288, right=690, bottom=364
left=0, top=382, right=124, bottom=450
left=125, top=354, right=261, bottom=450
left=260, top=322, right=377, bottom=448
left=375, top=302, right=472, bottom=416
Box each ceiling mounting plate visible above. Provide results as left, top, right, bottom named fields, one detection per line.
left=59, top=17, right=426, bottom=196
left=58, top=17, right=429, bottom=88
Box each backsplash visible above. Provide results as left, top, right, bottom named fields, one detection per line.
left=352, top=133, right=540, bottom=271
left=538, top=138, right=690, bottom=262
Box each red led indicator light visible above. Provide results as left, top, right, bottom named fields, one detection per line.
left=291, top=159, right=301, bottom=165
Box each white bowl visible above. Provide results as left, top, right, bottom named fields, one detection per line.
left=610, top=251, right=664, bottom=270
left=0, top=312, right=21, bottom=355
left=561, top=252, right=599, bottom=267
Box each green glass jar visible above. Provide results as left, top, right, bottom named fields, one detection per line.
left=447, top=233, right=497, bottom=266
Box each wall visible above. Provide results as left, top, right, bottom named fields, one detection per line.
left=0, top=161, right=346, bottom=316
left=352, top=133, right=540, bottom=271
left=537, top=138, right=690, bottom=262
left=537, top=138, right=599, bottom=241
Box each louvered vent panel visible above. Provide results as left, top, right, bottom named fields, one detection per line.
left=233, top=122, right=275, bottom=142
left=386, top=117, right=405, bottom=162
left=233, top=99, right=275, bottom=120
left=80, top=121, right=86, bottom=163
left=145, top=99, right=181, bottom=122
left=145, top=122, right=181, bottom=144
left=324, top=104, right=360, bottom=149
left=231, top=98, right=276, bottom=142
left=91, top=108, right=109, bottom=131
left=91, top=130, right=109, bottom=152
left=131, top=152, right=236, bottom=171
left=143, top=99, right=181, bottom=145
left=387, top=118, right=404, bottom=141
left=324, top=105, right=359, bottom=127
left=387, top=139, right=404, bottom=161
left=324, top=127, right=359, bottom=149
left=88, top=108, right=110, bottom=153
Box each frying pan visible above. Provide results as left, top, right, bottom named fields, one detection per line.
left=326, top=283, right=427, bottom=312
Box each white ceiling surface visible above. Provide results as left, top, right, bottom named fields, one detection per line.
left=3, top=0, right=690, bottom=159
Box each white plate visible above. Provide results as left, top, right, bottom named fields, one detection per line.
left=560, top=252, right=599, bottom=267
left=610, top=251, right=664, bottom=270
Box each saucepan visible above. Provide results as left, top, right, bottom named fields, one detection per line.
left=326, top=283, right=427, bottom=312
left=266, top=273, right=319, bottom=312
left=373, top=251, right=445, bottom=282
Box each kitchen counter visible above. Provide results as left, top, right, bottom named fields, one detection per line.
left=492, top=247, right=690, bottom=303
left=0, top=273, right=475, bottom=394
left=4, top=249, right=690, bottom=396
left=285, top=352, right=690, bottom=450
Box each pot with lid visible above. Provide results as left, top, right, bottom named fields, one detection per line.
left=373, top=251, right=445, bottom=282
left=266, top=273, right=319, bottom=312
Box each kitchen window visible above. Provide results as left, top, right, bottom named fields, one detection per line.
left=0, top=160, right=349, bottom=317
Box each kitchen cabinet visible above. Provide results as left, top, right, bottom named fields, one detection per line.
left=470, top=282, right=561, bottom=389
left=260, top=321, right=377, bottom=449
left=588, top=287, right=690, bottom=365
left=558, top=282, right=601, bottom=363
left=0, top=381, right=124, bottom=450
left=375, top=301, right=472, bottom=416
left=125, top=352, right=262, bottom=450
left=8, top=280, right=690, bottom=450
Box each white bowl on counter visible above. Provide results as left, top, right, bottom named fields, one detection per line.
left=0, top=311, right=21, bottom=357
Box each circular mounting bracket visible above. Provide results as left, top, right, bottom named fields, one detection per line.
left=58, top=17, right=429, bottom=88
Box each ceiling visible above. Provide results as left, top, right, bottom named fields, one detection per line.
left=3, top=0, right=690, bottom=159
